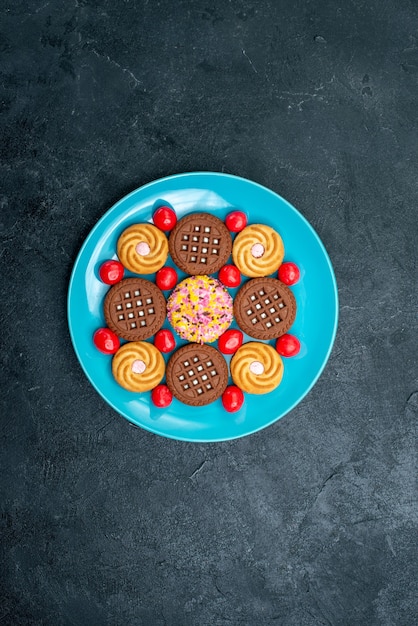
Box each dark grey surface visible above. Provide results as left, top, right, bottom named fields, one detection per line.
left=1, top=0, right=417, bottom=624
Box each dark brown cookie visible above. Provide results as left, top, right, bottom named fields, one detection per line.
left=234, top=277, right=296, bottom=339
left=168, top=213, right=232, bottom=275
left=166, top=344, right=228, bottom=406
left=104, top=277, right=166, bottom=341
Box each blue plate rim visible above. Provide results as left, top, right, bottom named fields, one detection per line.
left=67, top=171, right=339, bottom=442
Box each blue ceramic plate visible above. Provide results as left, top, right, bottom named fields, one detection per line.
left=68, top=172, right=338, bottom=442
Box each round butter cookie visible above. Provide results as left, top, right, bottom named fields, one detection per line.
left=232, top=224, right=284, bottom=277
left=117, top=223, right=168, bottom=274
left=112, top=342, right=165, bottom=392
left=230, top=342, right=284, bottom=394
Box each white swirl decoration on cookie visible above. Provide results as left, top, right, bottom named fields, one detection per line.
left=112, top=341, right=165, bottom=392
left=117, top=224, right=168, bottom=274
left=232, top=224, right=285, bottom=277
left=230, top=342, right=284, bottom=394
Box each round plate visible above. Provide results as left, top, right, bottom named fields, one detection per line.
left=68, top=172, right=338, bottom=442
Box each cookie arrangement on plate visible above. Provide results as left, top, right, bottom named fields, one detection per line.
left=93, top=205, right=302, bottom=413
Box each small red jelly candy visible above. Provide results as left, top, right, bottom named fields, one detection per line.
left=99, top=260, right=124, bottom=285
left=278, top=262, right=300, bottom=285
left=93, top=328, right=120, bottom=354
left=218, top=265, right=241, bottom=288
left=222, top=386, right=244, bottom=412
left=151, top=385, right=173, bottom=408
left=276, top=334, right=301, bottom=357
left=153, top=206, right=177, bottom=231
left=154, top=329, right=176, bottom=353
left=156, top=266, right=178, bottom=291
left=225, top=211, right=247, bottom=232
left=218, top=329, right=243, bottom=355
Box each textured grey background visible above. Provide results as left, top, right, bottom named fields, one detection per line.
left=1, top=1, right=417, bottom=625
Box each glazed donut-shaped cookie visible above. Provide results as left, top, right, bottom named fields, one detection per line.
left=232, top=224, right=285, bottom=277
left=112, top=341, right=165, bottom=392
left=230, top=342, right=284, bottom=394
left=117, top=224, right=169, bottom=274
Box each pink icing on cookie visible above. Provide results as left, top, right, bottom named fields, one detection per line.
left=249, top=361, right=264, bottom=375
left=251, top=243, right=264, bottom=258
left=132, top=360, right=146, bottom=374
left=136, top=242, right=150, bottom=256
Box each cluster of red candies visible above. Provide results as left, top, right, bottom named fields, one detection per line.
left=93, top=206, right=301, bottom=413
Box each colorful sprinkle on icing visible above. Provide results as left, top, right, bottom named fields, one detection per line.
left=167, top=275, right=233, bottom=344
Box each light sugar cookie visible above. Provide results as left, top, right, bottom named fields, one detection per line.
left=232, top=224, right=284, bottom=277
left=112, top=341, right=165, bottom=392
left=117, top=223, right=168, bottom=274
left=230, top=342, right=284, bottom=394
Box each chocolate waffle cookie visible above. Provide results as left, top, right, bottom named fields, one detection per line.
left=234, top=277, right=296, bottom=339
left=166, top=344, right=228, bottom=406
left=169, top=213, right=232, bottom=275
left=104, top=277, right=166, bottom=341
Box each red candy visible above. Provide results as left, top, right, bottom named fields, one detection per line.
left=151, top=385, right=173, bottom=408
left=154, top=329, right=176, bottom=353
left=218, top=265, right=241, bottom=288
left=99, top=260, right=124, bottom=285
left=222, top=386, right=245, bottom=412
left=278, top=262, right=300, bottom=285
left=225, top=211, right=247, bottom=232
left=153, top=206, right=177, bottom=231
left=93, top=328, right=120, bottom=354
left=276, top=334, right=301, bottom=357
left=218, top=329, right=243, bottom=355
left=156, top=266, right=178, bottom=291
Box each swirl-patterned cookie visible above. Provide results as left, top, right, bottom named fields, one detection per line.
left=230, top=342, right=284, bottom=394
left=232, top=224, right=284, bottom=277
left=112, top=341, right=165, bottom=392
left=117, top=223, right=168, bottom=274
left=104, top=277, right=166, bottom=341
